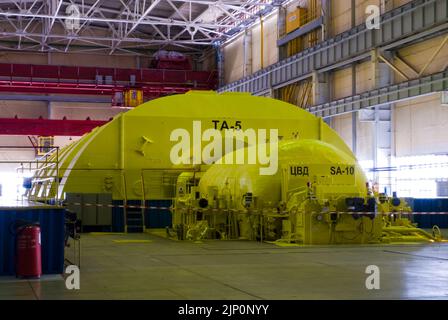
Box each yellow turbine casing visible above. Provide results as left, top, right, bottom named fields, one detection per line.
left=29, top=91, right=356, bottom=201
left=198, top=139, right=368, bottom=211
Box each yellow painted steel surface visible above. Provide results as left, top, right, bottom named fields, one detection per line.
left=29, top=91, right=353, bottom=201
left=197, top=139, right=367, bottom=202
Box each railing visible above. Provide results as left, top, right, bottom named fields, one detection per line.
left=0, top=63, right=218, bottom=96
left=0, top=145, right=59, bottom=203
left=219, top=0, right=448, bottom=94
left=0, top=63, right=217, bottom=87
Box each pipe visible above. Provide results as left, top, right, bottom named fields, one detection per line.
left=383, top=226, right=437, bottom=241
left=383, top=236, right=435, bottom=242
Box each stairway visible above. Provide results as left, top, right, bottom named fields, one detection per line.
left=125, top=201, right=145, bottom=233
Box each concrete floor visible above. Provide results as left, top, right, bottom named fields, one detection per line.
left=1, top=232, right=448, bottom=300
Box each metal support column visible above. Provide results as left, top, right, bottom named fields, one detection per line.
left=351, top=0, right=357, bottom=156
left=372, top=49, right=393, bottom=193
left=352, top=64, right=358, bottom=155
left=277, top=5, right=287, bottom=60
left=321, top=0, right=331, bottom=40
left=312, top=71, right=330, bottom=105
left=243, top=29, right=252, bottom=78
left=216, top=44, right=225, bottom=87
left=323, top=0, right=332, bottom=127
left=47, top=101, right=53, bottom=121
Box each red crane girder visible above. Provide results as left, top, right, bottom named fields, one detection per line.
left=0, top=118, right=109, bottom=136
left=0, top=63, right=217, bottom=97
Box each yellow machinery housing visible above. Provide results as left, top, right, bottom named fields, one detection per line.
left=172, top=139, right=442, bottom=244
left=28, top=91, right=442, bottom=243
left=286, top=7, right=307, bottom=34
left=37, top=136, right=55, bottom=156
left=124, top=88, right=144, bottom=108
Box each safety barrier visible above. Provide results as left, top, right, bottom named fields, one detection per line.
left=63, top=201, right=448, bottom=215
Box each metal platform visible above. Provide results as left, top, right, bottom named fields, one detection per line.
left=219, top=0, right=448, bottom=102
left=308, top=69, right=448, bottom=118
left=0, top=63, right=217, bottom=98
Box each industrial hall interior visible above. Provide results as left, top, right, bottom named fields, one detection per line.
left=0, top=0, right=447, bottom=301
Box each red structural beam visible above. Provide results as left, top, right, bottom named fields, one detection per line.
left=0, top=80, right=193, bottom=96
left=0, top=63, right=217, bottom=97
left=0, top=118, right=109, bottom=136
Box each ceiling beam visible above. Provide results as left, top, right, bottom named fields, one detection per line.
left=0, top=0, right=274, bottom=54
left=109, top=0, right=162, bottom=54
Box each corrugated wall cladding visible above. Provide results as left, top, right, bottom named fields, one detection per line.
left=409, top=198, right=448, bottom=228
left=112, top=200, right=125, bottom=232
left=145, top=200, right=172, bottom=229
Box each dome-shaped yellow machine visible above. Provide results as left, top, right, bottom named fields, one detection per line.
left=28, top=91, right=441, bottom=243
left=175, top=139, right=375, bottom=244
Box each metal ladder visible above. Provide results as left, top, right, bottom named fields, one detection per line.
left=125, top=201, right=145, bottom=233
